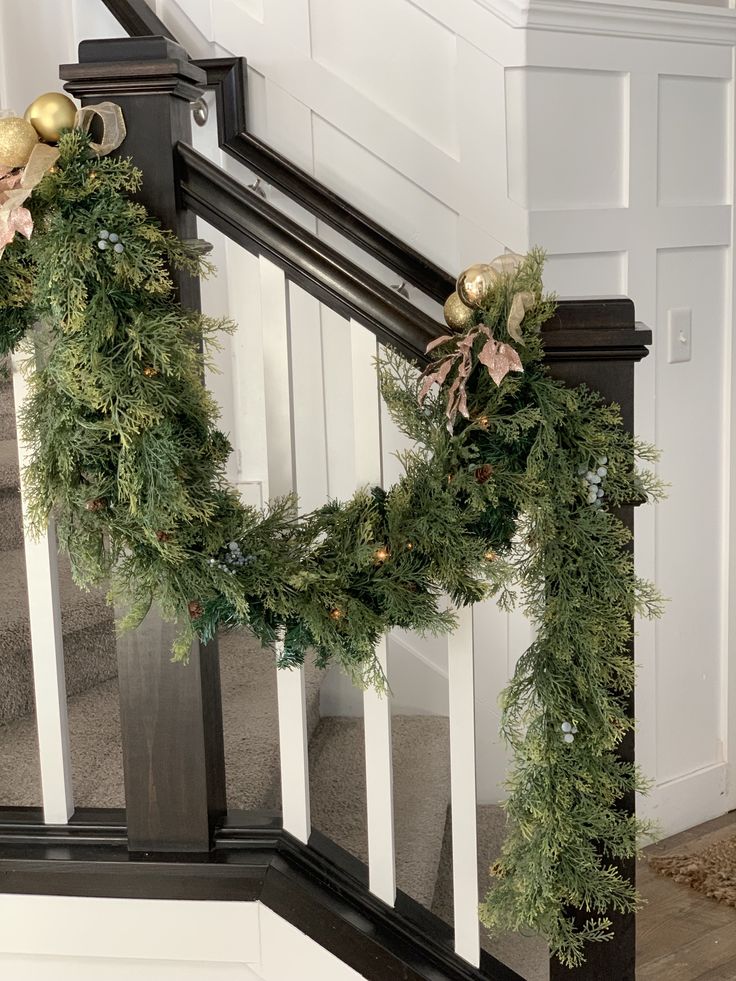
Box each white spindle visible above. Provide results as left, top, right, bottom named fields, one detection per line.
left=350, top=321, right=397, bottom=905
left=363, top=634, right=396, bottom=904
left=447, top=604, right=480, bottom=966
left=11, top=355, right=73, bottom=824
left=259, top=261, right=312, bottom=842
left=276, top=650, right=312, bottom=843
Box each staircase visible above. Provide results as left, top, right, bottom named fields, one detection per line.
left=0, top=10, right=649, bottom=981
left=0, top=370, right=545, bottom=975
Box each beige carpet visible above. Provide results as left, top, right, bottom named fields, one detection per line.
left=650, top=827, right=736, bottom=909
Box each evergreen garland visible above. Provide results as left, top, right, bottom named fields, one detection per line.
left=1, top=129, right=663, bottom=966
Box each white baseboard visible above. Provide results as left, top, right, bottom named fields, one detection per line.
left=639, top=761, right=732, bottom=838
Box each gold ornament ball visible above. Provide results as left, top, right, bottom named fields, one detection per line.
left=456, top=263, right=497, bottom=309
left=24, top=92, right=77, bottom=143
left=443, top=291, right=474, bottom=332
left=0, top=115, right=39, bottom=169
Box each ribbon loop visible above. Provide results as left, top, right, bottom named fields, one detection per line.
left=74, top=102, right=126, bottom=157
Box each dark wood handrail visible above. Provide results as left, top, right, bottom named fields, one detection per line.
left=176, top=142, right=652, bottom=365
left=100, top=0, right=175, bottom=40
left=176, top=142, right=443, bottom=361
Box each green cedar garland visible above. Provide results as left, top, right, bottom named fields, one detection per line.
left=1, top=129, right=664, bottom=966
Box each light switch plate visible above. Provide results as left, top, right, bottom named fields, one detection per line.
left=667, top=307, right=692, bottom=364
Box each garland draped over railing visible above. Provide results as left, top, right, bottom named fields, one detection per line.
left=0, top=126, right=663, bottom=967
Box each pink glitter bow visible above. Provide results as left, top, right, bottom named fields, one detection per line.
left=419, top=324, right=523, bottom=432
left=0, top=144, right=59, bottom=256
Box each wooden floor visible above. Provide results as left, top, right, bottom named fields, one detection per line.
left=637, top=811, right=736, bottom=980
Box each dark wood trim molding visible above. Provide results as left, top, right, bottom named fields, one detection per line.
left=0, top=812, right=523, bottom=981
left=175, top=142, right=441, bottom=360
left=100, top=0, right=176, bottom=41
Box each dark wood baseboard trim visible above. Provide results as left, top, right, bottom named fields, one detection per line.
left=0, top=810, right=522, bottom=981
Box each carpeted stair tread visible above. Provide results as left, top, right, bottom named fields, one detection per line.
left=0, top=374, right=15, bottom=442
left=307, top=715, right=451, bottom=908
left=0, top=439, right=18, bottom=491
left=0, top=548, right=117, bottom=725
left=432, top=803, right=549, bottom=981
left=0, top=548, right=112, bottom=637
left=0, top=439, right=22, bottom=551
left=0, top=628, right=322, bottom=811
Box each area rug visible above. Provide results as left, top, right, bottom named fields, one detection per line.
left=649, top=833, right=736, bottom=908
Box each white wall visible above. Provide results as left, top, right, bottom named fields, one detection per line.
left=1, top=0, right=735, bottom=835
left=0, top=895, right=364, bottom=981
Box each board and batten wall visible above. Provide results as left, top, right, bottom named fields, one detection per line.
left=0, top=895, right=363, bottom=981
left=1, top=0, right=735, bottom=840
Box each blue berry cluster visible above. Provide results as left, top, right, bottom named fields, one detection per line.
left=578, top=456, right=608, bottom=509
left=97, top=229, right=125, bottom=254
left=561, top=721, right=578, bottom=744
left=209, top=541, right=256, bottom=575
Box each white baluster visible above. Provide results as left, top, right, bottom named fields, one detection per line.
left=363, top=634, right=396, bottom=904
left=11, top=354, right=73, bottom=824
left=448, top=604, right=480, bottom=965
left=259, top=262, right=312, bottom=842
left=350, top=321, right=397, bottom=905
left=276, top=647, right=312, bottom=844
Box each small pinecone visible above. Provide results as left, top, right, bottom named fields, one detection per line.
left=84, top=497, right=107, bottom=512
left=490, top=861, right=506, bottom=879
left=156, top=531, right=171, bottom=542
left=188, top=600, right=203, bottom=620
left=475, top=464, right=493, bottom=484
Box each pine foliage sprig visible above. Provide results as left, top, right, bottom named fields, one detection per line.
left=0, top=133, right=664, bottom=965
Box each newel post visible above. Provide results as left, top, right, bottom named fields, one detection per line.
left=544, top=298, right=651, bottom=981
left=60, top=38, right=227, bottom=853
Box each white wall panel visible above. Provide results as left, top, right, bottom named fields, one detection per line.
left=0, top=1, right=75, bottom=109
left=506, top=67, right=628, bottom=211
left=544, top=251, right=627, bottom=296
left=311, top=0, right=458, bottom=156
left=655, top=245, right=727, bottom=783
left=658, top=75, right=729, bottom=207
left=0, top=897, right=364, bottom=981
left=313, top=116, right=459, bottom=270
left=0, top=956, right=259, bottom=981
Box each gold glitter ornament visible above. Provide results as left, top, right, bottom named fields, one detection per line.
left=0, top=115, right=39, bottom=169
left=24, top=92, right=77, bottom=143
left=443, top=291, right=474, bottom=332
left=329, top=608, right=343, bottom=621
left=456, top=263, right=497, bottom=309
left=143, top=366, right=159, bottom=378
